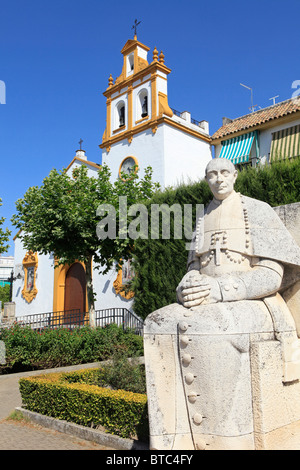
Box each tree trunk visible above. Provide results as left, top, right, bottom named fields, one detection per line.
left=85, top=254, right=96, bottom=327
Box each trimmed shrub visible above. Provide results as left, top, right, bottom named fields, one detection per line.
left=19, top=368, right=148, bottom=440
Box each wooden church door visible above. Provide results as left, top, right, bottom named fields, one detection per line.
left=64, top=263, right=86, bottom=323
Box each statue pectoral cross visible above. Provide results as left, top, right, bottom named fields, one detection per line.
left=211, top=231, right=226, bottom=266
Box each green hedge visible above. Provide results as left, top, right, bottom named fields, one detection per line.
left=19, top=368, right=148, bottom=440
left=0, top=323, right=144, bottom=374
left=132, top=158, right=300, bottom=319
left=0, top=284, right=10, bottom=306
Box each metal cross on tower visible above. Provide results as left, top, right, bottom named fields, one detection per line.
left=79, top=138, right=83, bottom=150
left=132, top=19, right=141, bottom=36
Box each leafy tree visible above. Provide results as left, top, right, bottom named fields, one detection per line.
left=0, top=198, right=11, bottom=254
left=11, top=163, right=159, bottom=325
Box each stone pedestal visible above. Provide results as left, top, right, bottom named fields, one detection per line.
left=3, top=302, right=15, bottom=322
left=144, top=300, right=300, bottom=450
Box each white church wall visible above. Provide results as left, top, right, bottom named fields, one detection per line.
left=163, top=124, right=212, bottom=188
left=93, top=266, right=134, bottom=312
left=65, top=160, right=100, bottom=178
left=12, top=237, right=55, bottom=317
left=102, top=126, right=166, bottom=187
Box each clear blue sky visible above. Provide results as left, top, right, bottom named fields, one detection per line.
left=1, top=0, right=299, bottom=256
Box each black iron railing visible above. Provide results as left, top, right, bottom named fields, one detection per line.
left=170, top=107, right=201, bottom=126
left=95, top=308, right=144, bottom=334
left=0, top=308, right=144, bottom=335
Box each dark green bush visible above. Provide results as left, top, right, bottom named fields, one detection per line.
left=62, top=353, right=146, bottom=394
left=0, top=323, right=143, bottom=374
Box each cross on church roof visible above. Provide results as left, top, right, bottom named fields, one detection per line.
left=79, top=138, right=83, bottom=150
left=132, top=19, right=141, bottom=37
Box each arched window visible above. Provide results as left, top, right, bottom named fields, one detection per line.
left=137, top=89, right=148, bottom=120
left=126, top=53, right=134, bottom=76
left=116, top=101, right=125, bottom=128
left=129, top=54, right=134, bottom=71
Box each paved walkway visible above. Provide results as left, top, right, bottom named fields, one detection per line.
left=0, top=363, right=116, bottom=450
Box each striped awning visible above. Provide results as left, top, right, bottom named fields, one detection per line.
left=219, top=131, right=256, bottom=164
left=270, top=124, right=300, bottom=162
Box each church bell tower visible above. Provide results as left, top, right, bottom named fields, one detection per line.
left=100, top=32, right=212, bottom=187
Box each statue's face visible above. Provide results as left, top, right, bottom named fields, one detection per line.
left=205, top=160, right=238, bottom=200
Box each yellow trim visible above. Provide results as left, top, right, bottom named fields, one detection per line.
left=103, top=62, right=171, bottom=99
left=13, top=229, right=21, bottom=241
left=120, top=38, right=150, bottom=56
left=158, top=91, right=173, bottom=118
left=118, top=156, right=139, bottom=179
left=106, top=98, right=111, bottom=142
left=112, top=125, right=125, bottom=135
left=22, top=251, right=38, bottom=303
left=113, top=262, right=135, bottom=300
left=151, top=73, right=157, bottom=120
left=135, top=115, right=149, bottom=125
left=65, top=157, right=101, bottom=173
left=100, top=115, right=211, bottom=151
left=128, top=85, right=133, bottom=133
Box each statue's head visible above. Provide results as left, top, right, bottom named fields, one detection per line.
left=205, top=158, right=238, bottom=201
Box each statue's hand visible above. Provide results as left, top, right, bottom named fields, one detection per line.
left=177, top=270, right=222, bottom=308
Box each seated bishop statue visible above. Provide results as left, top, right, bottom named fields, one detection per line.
left=144, top=158, right=300, bottom=450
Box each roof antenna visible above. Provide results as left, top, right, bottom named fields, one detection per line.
left=240, top=83, right=257, bottom=112
left=269, top=95, right=279, bottom=106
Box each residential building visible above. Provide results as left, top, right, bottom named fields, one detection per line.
left=212, top=98, right=300, bottom=166
left=0, top=256, right=14, bottom=287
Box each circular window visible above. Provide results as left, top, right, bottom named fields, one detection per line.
left=119, top=156, right=138, bottom=179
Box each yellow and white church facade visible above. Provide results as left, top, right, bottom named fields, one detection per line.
left=12, top=35, right=212, bottom=319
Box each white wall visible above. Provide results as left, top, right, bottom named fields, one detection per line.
left=102, top=125, right=165, bottom=186
left=0, top=257, right=14, bottom=282
left=93, top=265, right=134, bottom=312
left=163, top=124, right=212, bottom=187
left=65, top=160, right=100, bottom=178
left=12, top=237, right=55, bottom=317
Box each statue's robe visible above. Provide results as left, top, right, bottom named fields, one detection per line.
left=144, top=192, right=300, bottom=450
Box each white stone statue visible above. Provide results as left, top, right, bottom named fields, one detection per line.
left=144, top=158, right=300, bottom=450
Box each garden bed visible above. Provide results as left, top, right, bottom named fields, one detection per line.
left=19, top=366, right=149, bottom=441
